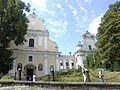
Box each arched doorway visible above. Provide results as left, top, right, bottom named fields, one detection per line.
left=24, top=64, right=36, bottom=81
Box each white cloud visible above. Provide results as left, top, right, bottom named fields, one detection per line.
left=56, top=4, right=62, bottom=9
left=31, top=0, right=46, bottom=8
left=73, top=9, right=78, bottom=16
left=68, top=4, right=75, bottom=10
left=87, top=14, right=103, bottom=35
left=68, top=5, right=78, bottom=16
left=54, top=34, right=63, bottom=38
left=65, top=0, right=68, bottom=4
left=68, top=4, right=78, bottom=16
left=46, top=19, right=68, bottom=38
left=46, top=10, right=56, bottom=15
left=21, top=0, right=47, bottom=13
left=76, top=5, right=89, bottom=31
left=84, top=0, right=92, bottom=3
left=22, top=0, right=46, bottom=8
left=75, top=29, right=80, bottom=32
left=91, top=9, right=95, bottom=13
left=74, top=14, right=87, bottom=33
left=80, top=6, right=87, bottom=13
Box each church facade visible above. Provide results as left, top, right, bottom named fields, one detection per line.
left=10, top=13, right=95, bottom=80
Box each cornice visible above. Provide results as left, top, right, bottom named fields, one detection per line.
left=13, top=49, right=61, bottom=55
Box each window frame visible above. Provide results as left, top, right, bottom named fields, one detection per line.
left=28, top=56, right=33, bottom=62
left=29, top=39, right=34, bottom=47
left=38, top=63, right=43, bottom=71
left=88, top=45, right=92, bottom=50
left=66, top=60, right=69, bottom=66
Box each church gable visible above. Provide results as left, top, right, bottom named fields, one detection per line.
left=12, top=13, right=59, bottom=53
left=27, top=13, right=46, bottom=31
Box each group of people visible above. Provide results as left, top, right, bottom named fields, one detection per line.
left=82, top=67, right=104, bottom=82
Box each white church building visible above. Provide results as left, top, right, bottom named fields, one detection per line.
left=9, top=12, right=95, bottom=80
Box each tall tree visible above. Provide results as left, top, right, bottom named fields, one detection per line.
left=0, top=0, right=30, bottom=75
left=93, top=49, right=102, bottom=69
left=86, top=52, right=94, bottom=69
left=96, top=1, right=120, bottom=71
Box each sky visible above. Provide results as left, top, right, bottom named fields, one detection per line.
left=21, top=0, right=119, bottom=55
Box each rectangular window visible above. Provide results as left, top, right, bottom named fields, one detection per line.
left=29, top=39, right=34, bottom=47
left=29, top=56, right=33, bottom=62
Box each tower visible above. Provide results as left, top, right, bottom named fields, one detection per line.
left=75, top=41, right=86, bottom=69
left=82, top=31, right=95, bottom=51
left=75, top=31, right=96, bottom=69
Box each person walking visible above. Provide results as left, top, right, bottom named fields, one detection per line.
left=33, top=74, right=36, bottom=82
left=82, top=67, right=91, bottom=82
left=82, top=67, right=87, bottom=82
left=99, top=70, right=104, bottom=82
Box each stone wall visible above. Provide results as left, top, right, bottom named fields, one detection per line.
left=0, top=81, right=120, bottom=90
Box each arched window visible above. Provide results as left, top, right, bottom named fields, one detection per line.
left=60, top=60, right=63, bottom=69
left=60, top=60, right=63, bottom=66
left=71, top=60, right=74, bottom=69
left=50, top=65, right=54, bottom=70
left=17, top=63, right=22, bottom=71
left=88, top=45, right=92, bottom=50
left=38, top=63, right=43, bottom=71
left=66, top=60, right=69, bottom=69
left=66, top=60, right=69, bottom=66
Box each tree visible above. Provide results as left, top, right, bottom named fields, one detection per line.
left=92, top=49, right=102, bottom=69
left=96, top=1, right=120, bottom=71
left=86, top=52, right=94, bottom=69
left=0, top=47, right=13, bottom=75
left=0, top=0, right=30, bottom=75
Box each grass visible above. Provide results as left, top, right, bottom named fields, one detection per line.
left=1, top=69, right=120, bottom=82
left=41, top=69, right=120, bottom=82
left=0, top=76, right=13, bottom=81
left=89, top=69, right=120, bottom=82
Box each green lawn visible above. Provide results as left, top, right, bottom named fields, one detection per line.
left=0, top=76, right=13, bottom=81
left=88, top=69, right=120, bottom=82
left=49, top=69, right=120, bottom=82
left=1, top=69, right=120, bottom=82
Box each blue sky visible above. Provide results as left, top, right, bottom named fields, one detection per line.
left=21, top=0, right=119, bottom=55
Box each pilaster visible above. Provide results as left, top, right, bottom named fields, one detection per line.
left=44, top=54, right=48, bottom=75
left=55, top=55, right=60, bottom=71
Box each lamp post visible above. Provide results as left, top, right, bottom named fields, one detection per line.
left=17, top=63, right=22, bottom=80
left=18, top=68, right=21, bottom=80
left=14, top=72, right=17, bottom=80
left=50, top=65, right=55, bottom=81
left=13, top=55, right=17, bottom=80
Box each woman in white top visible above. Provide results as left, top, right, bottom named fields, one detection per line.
left=99, top=70, right=104, bottom=82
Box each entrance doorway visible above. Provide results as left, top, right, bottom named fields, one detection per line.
left=24, top=64, right=36, bottom=81
left=27, top=68, right=33, bottom=81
